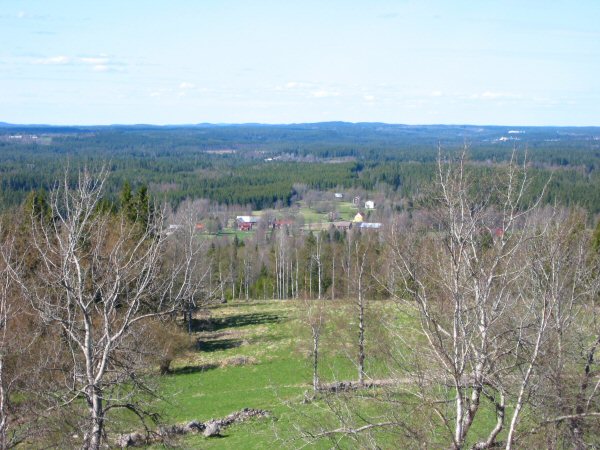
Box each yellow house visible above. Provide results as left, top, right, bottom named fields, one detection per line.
left=353, top=212, right=364, bottom=223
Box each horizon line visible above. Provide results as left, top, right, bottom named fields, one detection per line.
left=1, top=120, right=600, bottom=129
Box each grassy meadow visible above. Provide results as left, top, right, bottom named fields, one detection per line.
left=125, top=297, right=512, bottom=449
left=138, top=299, right=408, bottom=449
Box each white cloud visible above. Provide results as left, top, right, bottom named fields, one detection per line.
left=363, top=95, right=376, bottom=102
left=481, top=91, right=504, bottom=99
left=275, top=81, right=346, bottom=99
left=471, top=91, right=523, bottom=100
left=35, top=55, right=71, bottom=65
left=13, top=11, right=48, bottom=20
left=179, top=82, right=195, bottom=89
left=30, top=54, right=122, bottom=72
left=430, top=90, right=443, bottom=97
left=80, top=57, right=109, bottom=65
left=32, top=55, right=115, bottom=69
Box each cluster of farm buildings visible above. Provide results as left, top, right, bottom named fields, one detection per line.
left=167, top=193, right=382, bottom=236
left=235, top=195, right=382, bottom=233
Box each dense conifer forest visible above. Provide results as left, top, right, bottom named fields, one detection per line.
left=1, top=123, right=600, bottom=212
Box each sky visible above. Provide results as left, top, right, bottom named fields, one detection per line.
left=1, top=0, right=599, bottom=126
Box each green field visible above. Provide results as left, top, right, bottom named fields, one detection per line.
left=336, top=201, right=359, bottom=220
left=141, top=300, right=405, bottom=448
left=297, top=200, right=358, bottom=224
left=126, top=299, right=512, bottom=449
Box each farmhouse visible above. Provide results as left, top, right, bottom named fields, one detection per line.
left=165, top=224, right=181, bottom=236
left=236, top=215, right=259, bottom=231
left=365, top=200, right=375, bottom=210
left=334, top=193, right=343, bottom=199
left=359, top=222, right=382, bottom=230
left=272, top=219, right=294, bottom=230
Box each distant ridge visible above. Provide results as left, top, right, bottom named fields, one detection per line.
left=0, top=121, right=598, bottom=131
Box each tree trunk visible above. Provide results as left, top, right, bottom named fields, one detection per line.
left=295, top=250, right=299, bottom=299
left=0, top=357, right=7, bottom=450
left=332, top=254, right=335, bottom=301
left=358, top=275, right=365, bottom=385
left=85, top=385, right=104, bottom=450
left=309, top=259, right=313, bottom=299
left=275, top=255, right=279, bottom=299
left=313, top=329, right=320, bottom=391
left=218, top=262, right=226, bottom=303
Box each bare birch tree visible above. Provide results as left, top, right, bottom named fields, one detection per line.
left=13, top=168, right=204, bottom=450
left=387, top=150, right=555, bottom=449
left=0, top=222, right=54, bottom=448
left=301, top=297, right=327, bottom=392
left=313, top=232, right=323, bottom=300
left=0, top=234, right=26, bottom=449
left=352, top=232, right=369, bottom=385
left=507, top=210, right=600, bottom=448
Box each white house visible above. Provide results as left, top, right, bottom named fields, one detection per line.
left=165, top=224, right=182, bottom=236
left=365, top=200, right=375, bottom=210
left=360, top=222, right=382, bottom=230
left=334, top=193, right=343, bottom=199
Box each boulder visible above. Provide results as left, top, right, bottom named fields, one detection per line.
left=184, top=420, right=205, bottom=433
left=203, top=421, right=221, bottom=437
left=117, top=432, right=145, bottom=448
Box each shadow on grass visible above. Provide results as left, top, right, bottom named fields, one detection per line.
left=169, top=363, right=219, bottom=375
left=190, top=312, right=285, bottom=333
left=196, top=338, right=243, bottom=353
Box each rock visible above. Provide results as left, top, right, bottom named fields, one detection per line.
left=117, top=408, right=269, bottom=445
left=117, top=432, right=145, bottom=448
left=203, top=421, right=221, bottom=437
left=184, top=420, right=205, bottom=433
left=157, top=424, right=186, bottom=437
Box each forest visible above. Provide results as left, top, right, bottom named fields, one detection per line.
left=1, top=124, right=600, bottom=448
left=1, top=123, right=600, bottom=212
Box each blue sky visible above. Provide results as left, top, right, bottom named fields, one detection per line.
left=1, top=0, right=599, bottom=125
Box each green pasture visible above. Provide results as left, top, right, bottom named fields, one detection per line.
left=132, top=299, right=514, bottom=448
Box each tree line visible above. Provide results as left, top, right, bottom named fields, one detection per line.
left=2, top=124, right=600, bottom=213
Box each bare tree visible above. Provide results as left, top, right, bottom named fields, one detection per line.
left=352, top=232, right=369, bottom=385
left=313, top=232, right=323, bottom=300
left=0, top=223, right=51, bottom=449
left=387, top=150, right=556, bottom=449
left=168, top=199, right=212, bottom=335
left=508, top=209, right=600, bottom=448
left=301, top=298, right=327, bottom=392
left=0, top=234, right=23, bottom=449
left=13, top=168, right=204, bottom=450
